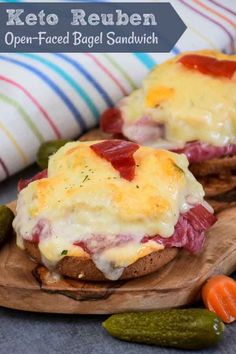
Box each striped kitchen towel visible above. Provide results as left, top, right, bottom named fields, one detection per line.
left=0, top=0, right=235, bottom=181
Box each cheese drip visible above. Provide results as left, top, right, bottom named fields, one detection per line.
left=13, top=141, right=205, bottom=280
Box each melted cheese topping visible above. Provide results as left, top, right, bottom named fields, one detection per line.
left=120, top=50, right=236, bottom=148
left=13, top=141, right=205, bottom=280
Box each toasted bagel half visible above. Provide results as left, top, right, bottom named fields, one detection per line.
left=24, top=240, right=178, bottom=281
left=190, top=155, right=236, bottom=177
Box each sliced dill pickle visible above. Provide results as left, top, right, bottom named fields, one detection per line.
left=0, top=205, right=14, bottom=246
left=103, top=309, right=224, bottom=350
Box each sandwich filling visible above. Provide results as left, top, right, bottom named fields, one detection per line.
left=13, top=140, right=216, bottom=280
left=101, top=50, right=236, bottom=164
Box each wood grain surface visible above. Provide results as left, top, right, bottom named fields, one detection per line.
left=0, top=203, right=235, bottom=314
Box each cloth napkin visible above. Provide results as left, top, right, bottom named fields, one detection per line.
left=0, top=0, right=235, bottom=182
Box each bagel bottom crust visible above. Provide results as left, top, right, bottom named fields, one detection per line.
left=190, top=155, right=236, bottom=177
left=23, top=240, right=178, bottom=281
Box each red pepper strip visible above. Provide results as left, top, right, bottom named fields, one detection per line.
left=18, top=169, right=48, bottom=191
left=91, top=140, right=139, bottom=181
left=178, top=54, right=236, bottom=79
left=100, top=107, right=123, bottom=134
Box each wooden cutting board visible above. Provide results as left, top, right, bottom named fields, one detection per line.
left=0, top=202, right=235, bottom=314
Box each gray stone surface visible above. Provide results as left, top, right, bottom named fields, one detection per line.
left=0, top=165, right=235, bottom=354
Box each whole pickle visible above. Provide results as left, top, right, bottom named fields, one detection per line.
left=0, top=205, right=14, bottom=247
left=103, top=309, right=224, bottom=350
left=36, top=139, right=70, bottom=169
